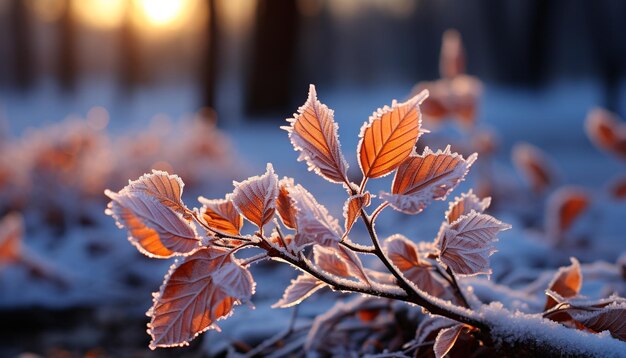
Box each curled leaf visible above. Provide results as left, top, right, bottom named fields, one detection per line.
left=343, top=192, right=371, bottom=235
left=434, top=324, right=465, bottom=358
left=384, top=234, right=449, bottom=297
left=148, top=248, right=255, bottom=349
left=287, top=183, right=342, bottom=250
left=545, top=257, right=582, bottom=310
left=512, top=142, right=555, bottom=194
left=272, top=273, right=325, bottom=308
left=585, top=108, right=626, bottom=160
left=445, top=189, right=491, bottom=223
left=437, top=212, right=511, bottom=276
left=380, top=146, right=476, bottom=215
left=0, top=212, right=23, bottom=264
left=416, top=315, right=456, bottom=345
left=198, top=196, right=243, bottom=235
left=570, top=303, right=626, bottom=341
left=231, top=163, right=279, bottom=229
left=106, top=190, right=199, bottom=258
left=284, top=85, right=349, bottom=184
left=358, top=90, right=428, bottom=179
left=545, top=187, right=589, bottom=245
left=276, top=177, right=297, bottom=229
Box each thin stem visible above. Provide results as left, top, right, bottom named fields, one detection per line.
left=242, top=253, right=269, bottom=266
left=274, top=224, right=290, bottom=251
left=339, top=240, right=376, bottom=254
left=445, top=266, right=471, bottom=309
left=370, top=202, right=389, bottom=222
left=358, top=176, right=368, bottom=194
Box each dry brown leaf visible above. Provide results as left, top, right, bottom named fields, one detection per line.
left=0, top=212, right=23, bottom=264
left=198, top=196, right=243, bottom=235
left=106, top=191, right=199, bottom=258
left=545, top=257, right=582, bottom=310
left=415, top=315, right=456, bottom=345
left=512, top=142, right=555, bottom=194
left=445, top=189, right=491, bottom=224
left=126, top=170, right=190, bottom=219
left=545, top=187, right=589, bottom=244
left=440, top=29, right=465, bottom=79
left=434, top=324, right=465, bottom=358
left=586, top=108, right=626, bottom=160
left=381, top=146, right=476, bottom=215
left=358, top=90, right=428, bottom=179
left=570, top=303, right=626, bottom=341
left=284, top=85, right=349, bottom=184
left=276, top=177, right=298, bottom=229
left=147, top=248, right=254, bottom=349
left=437, top=212, right=511, bottom=276
left=272, top=273, right=325, bottom=308
left=231, top=163, right=279, bottom=229
left=342, top=192, right=371, bottom=235
left=313, top=246, right=350, bottom=277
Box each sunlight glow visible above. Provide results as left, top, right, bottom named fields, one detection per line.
left=136, top=0, right=187, bottom=26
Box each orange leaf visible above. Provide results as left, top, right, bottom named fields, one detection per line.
left=545, top=257, right=582, bottom=310
left=434, top=324, right=465, bottom=358
left=106, top=190, right=199, bottom=258
left=313, top=246, right=350, bottom=277
left=198, top=196, right=243, bottom=235
left=276, top=177, right=297, bottom=229
left=437, top=212, right=511, bottom=276
left=381, top=146, right=476, bottom=214
left=357, top=90, right=428, bottom=179
left=272, top=273, right=325, bottom=308
left=284, top=85, right=349, bottom=184
left=0, top=212, right=23, bottom=264
left=545, top=187, right=589, bottom=245
left=586, top=108, right=626, bottom=160
left=385, top=234, right=449, bottom=297
left=231, top=163, right=279, bottom=229
left=148, top=248, right=254, bottom=349
left=125, top=170, right=190, bottom=219
left=445, top=189, right=491, bottom=224
left=512, top=142, right=556, bottom=194
left=439, top=29, right=465, bottom=79
left=609, top=175, right=626, bottom=200
left=342, top=192, right=371, bottom=235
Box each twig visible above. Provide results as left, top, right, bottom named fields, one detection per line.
left=445, top=266, right=471, bottom=309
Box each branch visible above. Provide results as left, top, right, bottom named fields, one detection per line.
left=340, top=240, right=376, bottom=254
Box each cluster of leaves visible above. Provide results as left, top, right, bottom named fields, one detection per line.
left=107, top=85, right=514, bottom=354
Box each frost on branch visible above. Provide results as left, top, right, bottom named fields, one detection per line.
left=433, top=324, right=466, bottom=358
left=148, top=247, right=254, bottom=349
left=231, top=163, right=279, bottom=230
left=342, top=192, right=371, bottom=235
left=273, top=273, right=325, bottom=308
left=380, top=146, right=476, bottom=215
left=197, top=196, right=243, bottom=236
left=437, top=211, right=511, bottom=276
left=105, top=187, right=199, bottom=258
left=445, top=189, right=491, bottom=223
left=284, top=85, right=350, bottom=184
left=384, top=235, right=449, bottom=297
left=545, top=257, right=582, bottom=310
left=357, top=90, right=428, bottom=179
left=0, top=212, right=23, bottom=265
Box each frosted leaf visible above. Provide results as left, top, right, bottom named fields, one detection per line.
left=545, top=257, right=582, bottom=310
left=585, top=108, right=626, bottom=160
left=106, top=190, right=199, bottom=258
left=283, top=85, right=350, bottom=184
left=545, top=187, right=589, bottom=245
left=415, top=315, right=456, bottom=344
left=570, top=302, right=626, bottom=342
left=357, top=90, right=428, bottom=179
left=342, top=192, right=371, bottom=235
left=287, top=183, right=342, bottom=250
left=0, top=212, right=23, bottom=264
left=437, top=211, right=511, bottom=276
left=272, top=273, right=325, bottom=308
left=147, top=248, right=255, bottom=349
left=445, top=189, right=491, bottom=224
left=198, top=196, right=243, bottom=235
left=276, top=177, right=298, bottom=229
left=381, top=146, right=476, bottom=215
left=384, top=234, right=448, bottom=297
left=125, top=170, right=190, bottom=219
left=231, top=163, right=279, bottom=229
left=313, top=246, right=350, bottom=277
left=512, top=142, right=555, bottom=194
left=337, top=245, right=371, bottom=285
left=433, top=324, right=465, bottom=358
